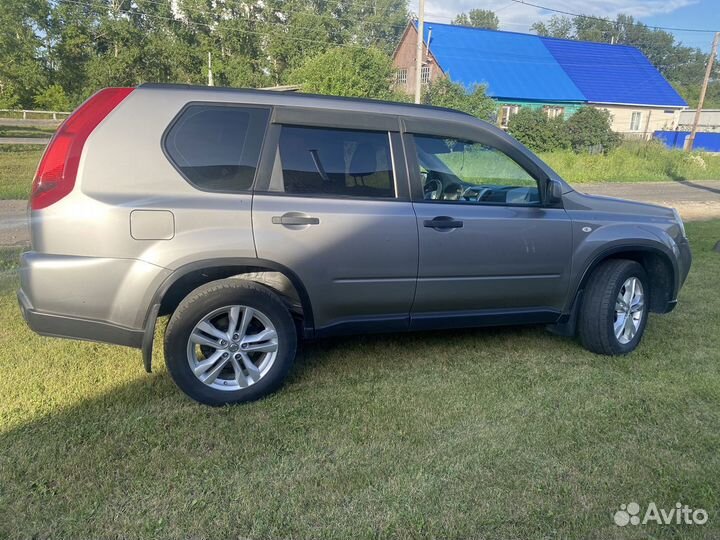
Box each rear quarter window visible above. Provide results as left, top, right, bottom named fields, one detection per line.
left=164, top=104, right=270, bottom=192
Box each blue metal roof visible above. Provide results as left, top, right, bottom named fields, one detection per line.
left=419, top=22, right=687, bottom=107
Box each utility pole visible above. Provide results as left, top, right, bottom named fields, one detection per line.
left=414, top=0, right=425, bottom=104
left=685, top=31, right=719, bottom=152
left=208, top=51, right=214, bottom=87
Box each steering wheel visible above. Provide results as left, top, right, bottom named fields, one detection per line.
left=423, top=173, right=443, bottom=200
left=461, top=186, right=491, bottom=202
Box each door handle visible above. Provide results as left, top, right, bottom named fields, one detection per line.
left=424, top=216, right=463, bottom=230
left=272, top=214, right=320, bottom=226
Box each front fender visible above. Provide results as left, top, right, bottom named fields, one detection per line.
left=565, top=222, right=680, bottom=313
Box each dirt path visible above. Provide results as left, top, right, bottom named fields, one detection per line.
left=0, top=200, right=27, bottom=247
left=1, top=180, right=719, bottom=247
left=579, top=180, right=720, bottom=220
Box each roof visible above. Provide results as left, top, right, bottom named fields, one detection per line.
left=418, top=22, right=687, bottom=108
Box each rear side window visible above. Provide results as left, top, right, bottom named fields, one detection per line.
left=268, top=125, right=395, bottom=198
left=164, top=104, right=269, bottom=192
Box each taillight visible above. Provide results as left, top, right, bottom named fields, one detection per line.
left=30, top=87, right=134, bottom=210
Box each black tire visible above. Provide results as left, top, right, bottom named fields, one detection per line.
left=578, top=259, right=649, bottom=355
left=164, top=279, right=297, bottom=406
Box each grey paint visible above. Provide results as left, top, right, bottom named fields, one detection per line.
left=18, top=84, right=691, bottom=350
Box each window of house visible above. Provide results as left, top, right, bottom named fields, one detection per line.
left=164, top=105, right=269, bottom=192
left=544, top=106, right=565, bottom=120
left=630, top=111, right=642, bottom=131
left=499, top=105, right=520, bottom=128
left=269, top=125, right=395, bottom=199
left=421, top=65, right=431, bottom=85
left=395, top=69, right=407, bottom=85
left=412, top=135, right=540, bottom=206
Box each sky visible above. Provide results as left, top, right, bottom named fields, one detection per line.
left=407, top=0, right=719, bottom=51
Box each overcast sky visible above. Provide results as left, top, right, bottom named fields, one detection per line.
left=407, top=0, right=718, bottom=51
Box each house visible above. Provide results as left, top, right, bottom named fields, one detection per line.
left=392, top=22, right=687, bottom=137
left=678, top=109, right=720, bottom=132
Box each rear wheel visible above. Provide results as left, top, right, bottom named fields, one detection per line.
left=164, top=279, right=297, bottom=405
left=578, top=259, right=649, bottom=355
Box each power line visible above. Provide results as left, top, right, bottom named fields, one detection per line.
left=507, top=0, right=719, bottom=34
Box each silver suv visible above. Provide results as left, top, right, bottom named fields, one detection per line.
left=18, top=85, right=692, bottom=405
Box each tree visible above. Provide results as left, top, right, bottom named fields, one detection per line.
left=33, top=84, right=70, bottom=110
left=507, top=108, right=569, bottom=152
left=422, top=78, right=496, bottom=120
left=0, top=0, right=49, bottom=108
left=531, top=16, right=574, bottom=39
left=566, top=107, right=621, bottom=152
left=452, top=9, right=499, bottom=30
left=288, top=47, right=397, bottom=99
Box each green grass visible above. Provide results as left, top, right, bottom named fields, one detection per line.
left=0, top=124, right=55, bottom=138
left=541, top=141, right=720, bottom=183
left=0, top=222, right=719, bottom=538
left=0, top=146, right=43, bottom=199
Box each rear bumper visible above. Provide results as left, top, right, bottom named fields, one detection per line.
left=18, top=288, right=144, bottom=348
left=18, top=251, right=170, bottom=348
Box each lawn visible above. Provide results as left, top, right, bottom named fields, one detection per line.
left=0, top=221, right=719, bottom=538
left=0, top=145, right=44, bottom=199
left=0, top=124, right=56, bottom=139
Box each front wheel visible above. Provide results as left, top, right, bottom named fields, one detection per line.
left=164, top=279, right=297, bottom=406
left=578, top=259, right=649, bottom=355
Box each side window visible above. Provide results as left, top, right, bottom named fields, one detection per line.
left=412, top=134, right=540, bottom=206
left=268, top=125, right=395, bottom=199
left=164, top=104, right=269, bottom=192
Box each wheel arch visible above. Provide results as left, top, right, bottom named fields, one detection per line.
left=141, top=258, right=315, bottom=373
left=575, top=244, right=678, bottom=314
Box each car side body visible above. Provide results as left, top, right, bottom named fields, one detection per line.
left=17, top=84, right=692, bottom=404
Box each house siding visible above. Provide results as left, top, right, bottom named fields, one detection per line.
left=593, top=104, right=681, bottom=139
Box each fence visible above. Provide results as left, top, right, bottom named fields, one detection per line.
left=0, top=109, right=71, bottom=121
left=653, top=131, right=720, bottom=152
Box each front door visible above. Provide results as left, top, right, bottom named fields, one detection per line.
left=406, top=132, right=573, bottom=328
left=252, top=122, right=418, bottom=335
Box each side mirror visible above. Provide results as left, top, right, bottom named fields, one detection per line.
left=546, top=179, right=564, bottom=206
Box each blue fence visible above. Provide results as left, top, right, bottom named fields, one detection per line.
left=654, top=131, right=720, bottom=152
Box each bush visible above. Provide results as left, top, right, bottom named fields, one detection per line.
left=288, top=47, right=396, bottom=100
left=507, top=108, right=569, bottom=152
left=566, top=106, right=621, bottom=153
left=33, top=84, right=71, bottom=111
left=539, top=139, right=720, bottom=183
left=422, top=78, right=496, bottom=121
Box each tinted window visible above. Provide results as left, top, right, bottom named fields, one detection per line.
left=270, top=126, right=395, bottom=198
left=413, top=135, right=540, bottom=206
left=165, top=105, right=269, bottom=192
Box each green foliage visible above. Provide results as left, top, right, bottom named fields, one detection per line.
left=673, top=81, right=720, bottom=109
left=421, top=78, right=496, bottom=120
left=530, top=16, right=574, bottom=39
left=289, top=47, right=397, bottom=99
left=0, top=83, right=21, bottom=109
left=565, top=107, right=621, bottom=152
left=541, top=139, right=720, bottom=183
left=507, top=108, right=569, bottom=152
left=33, top=84, right=70, bottom=111
left=452, top=9, right=499, bottom=30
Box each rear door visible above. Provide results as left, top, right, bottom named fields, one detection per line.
left=403, top=118, right=573, bottom=328
left=252, top=108, right=418, bottom=335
